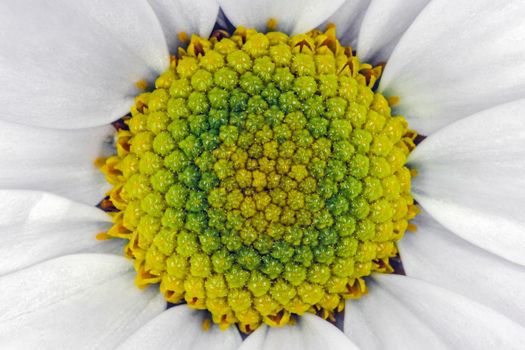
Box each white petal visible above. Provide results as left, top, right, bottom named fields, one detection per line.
left=118, top=305, right=242, bottom=350
left=219, top=0, right=346, bottom=35
left=380, top=0, right=525, bottom=134
left=0, top=190, right=122, bottom=276
left=320, top=0, right=371, bottom=48
left=239, top=313, right=359, bottom=350
left=344, top=279, right=446, bottom=349
left=147, top=0, right=219, bottom=53
left=408, top=99, right=525, bottom=266
left=0, top=121, right=113, bottom=204
left=0, top=0, right=168, bottom=129
left=356, top=0, right=431, bottom=64
left=0, top=254, right=165, bottom=349
left=399, top=211, right=525, bottom=326
left=345, top=274, right=525, bottom=350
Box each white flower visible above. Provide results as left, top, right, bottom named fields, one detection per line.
left=1, top=0, right=525, bottom=349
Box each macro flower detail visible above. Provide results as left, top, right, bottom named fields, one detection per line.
left=1, top=0, right=525, bottom=349
left=100, top=27, right=418, bottom=332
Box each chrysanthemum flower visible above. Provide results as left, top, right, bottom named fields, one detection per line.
left=1, top=0, right=524, bottom=349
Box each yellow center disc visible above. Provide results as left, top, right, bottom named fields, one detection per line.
left=100, top=26, right=418, bottom=333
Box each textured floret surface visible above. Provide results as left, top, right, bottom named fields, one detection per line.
left=101, top=27, right=418, bottom=332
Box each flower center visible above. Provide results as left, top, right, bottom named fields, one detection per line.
left=100, top=26, right=418, bottom=333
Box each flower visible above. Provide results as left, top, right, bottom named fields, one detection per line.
left=0, top=0, right=524, bottom=349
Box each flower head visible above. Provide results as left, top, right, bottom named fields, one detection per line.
left=1, top=0, right=525, bottom=349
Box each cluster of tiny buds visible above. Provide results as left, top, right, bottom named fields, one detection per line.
left=100, top=26, right=418, bottom=333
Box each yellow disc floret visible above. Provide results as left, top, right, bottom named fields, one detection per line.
left=100, top=26, right=418, bottom=333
